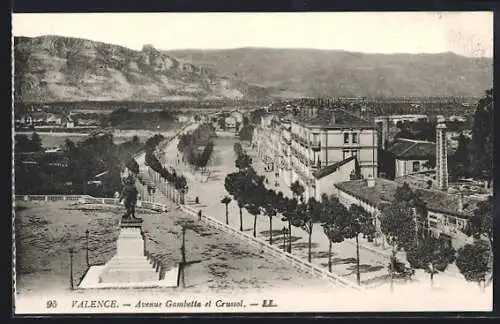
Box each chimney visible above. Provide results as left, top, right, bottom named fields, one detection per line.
left=435, top=116, right=448, bottom=191
left=367, top=174, right=375, bottom=188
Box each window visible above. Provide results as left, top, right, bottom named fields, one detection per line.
left=343, top=150, right=350, bottom=160
left=352, top=132, right=358, bottom=144
left=344, top=133, right=349, bottom=144
left=351, top=150, right=358, bottom=157
left=412, top=161, right=420, bottom=172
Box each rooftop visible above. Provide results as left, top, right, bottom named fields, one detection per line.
left=295, top=108, right=375, bottom=129
left=334, top=178, right=483, bottom=219
left=313, top=156, right=356, bottom=179
left=386, top=138, right=436, bottom=160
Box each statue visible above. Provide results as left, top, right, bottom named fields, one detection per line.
left=119, top=175, right=141, bottom=222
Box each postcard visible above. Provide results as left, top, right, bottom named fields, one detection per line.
left=12, top=12, right=493, bottom=314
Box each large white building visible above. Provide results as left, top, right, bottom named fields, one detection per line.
left=254, top=106, right=378, bottom=200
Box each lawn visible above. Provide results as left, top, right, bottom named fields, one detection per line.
left=14, top=201, right=330, bottom=297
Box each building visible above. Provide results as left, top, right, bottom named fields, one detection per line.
left=374, top=114, right=429, bottom=126
left=333, top=178, right=482, bottom=249
left=45, top=114, right=63, bottom=125
left=255, top=106, right=378, bottom=201
left=385, top=138, right=435, bottom=178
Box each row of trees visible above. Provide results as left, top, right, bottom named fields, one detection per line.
left=223, top=143, right=377, bottom=285
left=381, top=183, right=493, bottom=291
left=15, top=132, right=143, bottom=196
left=237, top=115, right=254, bottom=142
left=14, top=132, right=43, bottom=153
left=144, top=140, right=189, bottom=204
left=177, top=123, right=216, bottom=170
left=222, top=143, right=493, bottom=288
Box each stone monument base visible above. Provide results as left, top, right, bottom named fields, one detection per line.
left=78, top=264, right=180, bottom=289
left=78, top=219, right=180, bottom=289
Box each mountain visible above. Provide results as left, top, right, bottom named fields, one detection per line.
left=14, top=36, right=270, bottom=102
left=166, top=48, right=493, bottom=98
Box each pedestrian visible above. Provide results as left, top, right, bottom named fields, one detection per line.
left=198, top=210, right=202, bottom=221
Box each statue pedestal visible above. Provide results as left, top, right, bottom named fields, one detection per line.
left=99, top=225, right=159, bottom=283
left=78, top=216, right=179, bottom=289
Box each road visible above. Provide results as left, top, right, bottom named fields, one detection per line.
left=136, top=129, right=390, bottom=287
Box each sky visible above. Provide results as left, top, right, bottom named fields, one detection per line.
left=12, top=12, right=493, bottom=57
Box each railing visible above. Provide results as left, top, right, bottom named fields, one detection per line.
left=179, top=204, right=363, bottom=291
left=14, top=195, right=167, bottom=212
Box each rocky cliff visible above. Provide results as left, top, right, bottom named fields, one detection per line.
left=14, top=36, right=270, bottom=102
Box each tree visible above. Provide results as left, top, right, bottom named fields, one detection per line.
left=235, top=153, right=252, bottom=170
left=233, top=142, right=243, bottom=157
left=320, top=195, right=346, bottom=272
left=220, top=196, right=232, bottom=225
left=246, top=201, right=261, bottom=238
left=466, top=196, right=493, bottom=248
left=406, top=236, right=456, bottom=287
left=30, top=132, right=43, bottom=151
left=236, top=198, right=245, bottom=232
left=262, top=188, right=279, bottom=245
left=470, top=88, right=493, bottom=188
left=225, top=171, right=249, bottom=232
left=464, top=196, right=493, bottom=283
left=126, top=157, right=139, bottom=174
left=238, top=124, right=254, bottom=142
left=456, top=240, right=491, bottom=292
left=175, top=175, right=188, bottom=204
left=281, top=197, right=298, bottom=253
left=290, top=180, right=305, bottom=201
left=380, top=198, right=417, bottom=291
left=393, top=183, right=428, bottom=244
left=449, top=133, right=471, bottom=180
left=296, top=197, right=321, bottom=263
left=345, top=204, right=377, bottom=286
left=218, top=117, right=226, bottom=130
left=15, top=134, right=34, bottom=153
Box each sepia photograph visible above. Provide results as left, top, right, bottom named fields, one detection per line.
left=11, top=12, right=493, bottom=314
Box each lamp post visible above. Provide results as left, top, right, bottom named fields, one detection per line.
left=69, top=247, right=75, bottom=290
left=85, top=229, right=90, bottom=267
left=181, top=226, right=186, bottom=264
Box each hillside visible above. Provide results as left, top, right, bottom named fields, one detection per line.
left=14, top=36, right=270, bottom=102
left=167, top=48, right=493, bottom=98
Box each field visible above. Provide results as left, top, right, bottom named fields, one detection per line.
left=16, top=129, right=180, bottom=148
left=14, top=201, right=330, bottom=297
